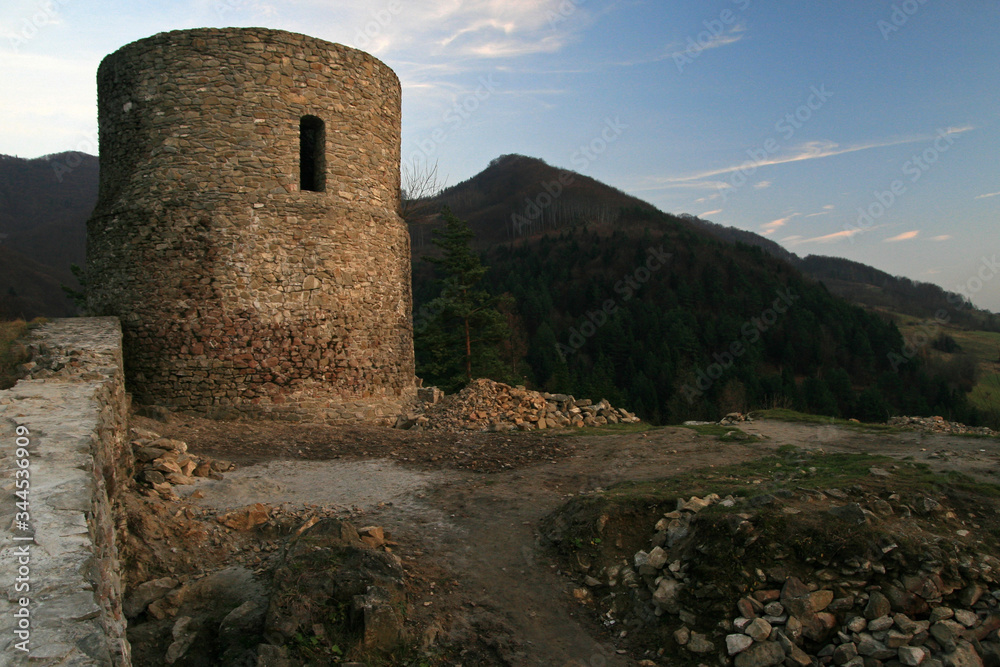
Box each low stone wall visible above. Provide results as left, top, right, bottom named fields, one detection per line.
left=0, top=318, right=132, bottom=666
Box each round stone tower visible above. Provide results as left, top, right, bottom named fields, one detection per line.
left=86, top=28, right=415, bottom=422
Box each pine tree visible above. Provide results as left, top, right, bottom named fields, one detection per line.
left=415, top=207, right=512, bottom=391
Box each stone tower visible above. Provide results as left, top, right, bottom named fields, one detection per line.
left=86, top=28, right=416, bottom=422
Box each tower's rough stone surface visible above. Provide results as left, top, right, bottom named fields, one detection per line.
left=87, top=28, right=415, bottom=422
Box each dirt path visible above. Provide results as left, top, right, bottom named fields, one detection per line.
left=144, top=415, right=1000, bottom=665
left=740, top=419, right=1000, bottom=482
left=392, top=429, right=771, bottom=666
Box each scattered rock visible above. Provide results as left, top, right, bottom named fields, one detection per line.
left=745, top=617, right=773, bottom=642
left=124, top=576, right=178, bottom=618
left=888, top=416, right=997, bottom=437
left=735, top=640, right=786, bottom=667
left=900, top=646, right=928, bottom=666
left=866, top=592, right=892, bottom=620
left=727, top=633, right=754, bottom=655
left=687, top=632, right=716, bottom=654
left=164, top=616, right=198, bottom=664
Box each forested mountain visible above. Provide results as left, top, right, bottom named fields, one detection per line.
left=0, top=152, right=97, bottom=318
left=413, top=156, right=987, bottom=425
left=798, top=255, right=1000, bottom=332
left=414, top=153, right=657, bottom=249
left=421, top=155, right=998, bottom=330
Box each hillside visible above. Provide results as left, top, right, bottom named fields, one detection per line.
left=413, top=156, right=988, bottom=426
left=419, top=155, right=998, bottom=330
left=0, top=245, right=77, bottom=319
left=417, top=153, right=658, bottom=249
left=799, top=254, right=1000, bottom=331
left=0, top=152, right=97, bottom=317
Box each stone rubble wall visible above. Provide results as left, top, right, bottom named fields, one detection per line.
left=399, top=378, right=641, bottom=431
left=0, top=318, right=132, bottom=666
left=86, top=28, right=416, bottom=422
left=888, top=416, right=997, bottom=437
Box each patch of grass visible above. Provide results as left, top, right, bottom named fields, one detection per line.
left=548, top=421, right=658, bottom=437
left=600, top=446, right=1000, bottom=506
left=752, top=408, right=901, bottom=433
left=1, top=319, right=44, bottom=389
left=677, top=423, right=764, bottom=442
left=895, top=321, right=1000, bottom=428
left=942, top=328, right=1000, bottom=362
left=677, top=423, right=732, bottom=437
left=969, top=371, right=1000, bottom=424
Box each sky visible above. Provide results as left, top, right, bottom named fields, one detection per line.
left=2, top=0, right=998, bottom=312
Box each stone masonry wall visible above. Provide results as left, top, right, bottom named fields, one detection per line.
left=0, top=318, right=132, bottom=665
left=86, top=28, right=416, bottom=423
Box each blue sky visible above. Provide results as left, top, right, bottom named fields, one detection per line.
left=2, top=0, right=998, bottom=311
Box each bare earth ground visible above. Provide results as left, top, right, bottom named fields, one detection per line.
left=139, top=415, right=1000, bottom=666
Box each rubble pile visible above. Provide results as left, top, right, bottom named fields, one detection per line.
left=720, top=412, right=753, bottom=425
left=565, top=490, right=1000, bottom=667
left=124, top=516, right=402, bottom=665
left=889, top=416, right=997, bottom=437
left=396, top=378, right=641, bottom=432
left=123, top=424, right=405, bottom=664
left=130, top=426, right=235, bottom=500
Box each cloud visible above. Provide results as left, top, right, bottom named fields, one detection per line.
left=975, top=191, right=1000, bottom=200
left=805, top=205, right=836, bottom=218
left=617, top=24, right=747, bottom=67
left=884, top=230, right=920, bottom=243
left=787, top=229, right=864, bottom=246
left=761, top=214, right=797, bottom=235
left=700, top=209, right=723, bottom=217
left=666, top=24, right=746, bottom=58
left=754, top=180, right=772, bottom=189
left=343, top=0, right=593, bottom=59
left=630, top=127, right=977, bottom=193
left=931, top=235, right=952, bottom=241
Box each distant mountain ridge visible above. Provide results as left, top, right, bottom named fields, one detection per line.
left=0, top=152, right=97, bottom=318
left=423, top=154, right=998, bottom=329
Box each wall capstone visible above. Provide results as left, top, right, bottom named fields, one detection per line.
left=0, top=318, right=132, bottom=666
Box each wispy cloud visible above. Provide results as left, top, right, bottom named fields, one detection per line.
left=630, top=127, right=976, bottom=193
left=931, top=235, right=953, bottom=241
left=787, top=229, right=864, bottom=246
left=666, top=24, right=746, bottom=59
left=373, top=0, right=593, bottom=58
left=805, top=204, right=836, bottom=218
left=975, top=191, right=1000, bottom=200
left=754, top=180, right=772, bottom=189
left=616, top=24, right=747, bottom=68
left=884, top=230, right=919, bottom=242
left=761, top=214, right=797, bottom=236
left=700, top=209, right=723, bottom=217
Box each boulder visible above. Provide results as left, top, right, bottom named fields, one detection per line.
left=727, top=633, right=754, bottom=656
left=124, top=577, right=179, bottom=618
left=735, top=641, right=787, bottom=667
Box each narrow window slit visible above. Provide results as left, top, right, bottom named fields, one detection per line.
left=300, top=115, right=325, bottom=192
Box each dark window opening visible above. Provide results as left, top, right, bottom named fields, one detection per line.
left=300, top=115, right=326, bottom=192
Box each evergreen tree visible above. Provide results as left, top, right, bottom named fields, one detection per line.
left=415, top=208, right=512, bottom=391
